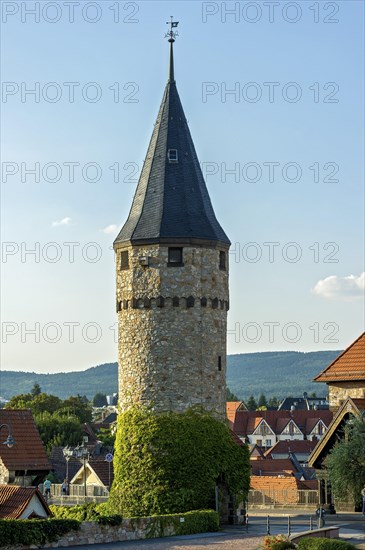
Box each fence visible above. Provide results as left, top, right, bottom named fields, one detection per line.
left=49, top=484, right=109, bottom=505
left=248, top=489, right=318, bottom=508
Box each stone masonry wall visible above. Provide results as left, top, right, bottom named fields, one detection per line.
left=115, top=244, right=229, bottom=419
left=0, top=517, right=177, bottom=549
left=328, top=381, right=365, bottom=410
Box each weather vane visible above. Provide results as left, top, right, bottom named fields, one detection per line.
left=165, top=16, right=179, bottom=43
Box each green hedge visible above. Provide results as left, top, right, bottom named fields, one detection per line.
left=50, top=505, right=217, bottom=537
left=49, top=503, right=122, bottom=525
left=0, top=518, right=79, bottom=546
left=131, top=509, right=219, bottom=538
left=272, top=542, right=297, bottom=550
left=298, top=538, right=357, bottom=550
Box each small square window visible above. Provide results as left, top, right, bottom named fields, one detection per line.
left=219, top=251, right=226, bottom=271
left=167, top=149, right=178, bottom=163
left=265, top=439, right=272, bottom=447
left=168, top=247, right=183, bottom=266
left=120, top=251, right=129, bottom=270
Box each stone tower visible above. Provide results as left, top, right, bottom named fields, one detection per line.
left=113, top=26, right=230, bottom=419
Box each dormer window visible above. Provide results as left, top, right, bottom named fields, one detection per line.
left=167, top=149, right=178, bottom=163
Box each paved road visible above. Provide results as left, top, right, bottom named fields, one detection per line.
left=60, top=533, right=263, bottom=550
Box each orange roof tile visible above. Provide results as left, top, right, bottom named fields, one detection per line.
left=0, top=485, right=51, bottom=519
left=314, top=332, right=365, bottom=382
left=0, top=409, right=51, bottom=472
left=226, top=402, right=243, bottom=423
left=250, top=458, right=297, bottom=476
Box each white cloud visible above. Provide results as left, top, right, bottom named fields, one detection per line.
left=52, top=217, right=72, bottom=227
left=101, top=224, right=118, bottom=234
left=312, top=272, right=365, bottom=301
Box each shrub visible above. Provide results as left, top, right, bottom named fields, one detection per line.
left=298, top=538, right=356, bottom=549
left=131, top=510, right=219, bottom=538
left=0, top=518, right=79, bottom=546
left=109, top=406, right=250, bottom=517
left=49, top=503, right=120, bottom=525
left=263, top=534, right=296, bottom=549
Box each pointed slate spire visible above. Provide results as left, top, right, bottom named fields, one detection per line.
left=114, top=24, right=230, bottom=248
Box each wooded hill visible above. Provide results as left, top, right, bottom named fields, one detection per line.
left=1, top=350, right=340, bottom=401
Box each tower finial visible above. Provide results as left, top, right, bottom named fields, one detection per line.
left=165, top=17, right=179, bottom=83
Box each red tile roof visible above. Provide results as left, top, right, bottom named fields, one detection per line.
left=0, top=485, right=51, bottom=519
left=0, top=409, right=51, bottom=472
left=230, top=409, right=333, bottom=437
left=88, top=458, right=114, bottom=486
left=314, top=332, right=365, bottom=382
left=265, top=439, right=317, bottom=457
left=226, top=402, right=243, bottom=423
left=250, top=458, right=297, bottom=476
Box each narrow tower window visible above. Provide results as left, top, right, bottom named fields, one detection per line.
left=218, top=356, right=222, bottom=371
left=219, top=251, right=226, bottom=271
left=168, top=247, right=183, bottom=266
left=167, top=149, right=178, bottom=163
left=120, top=251, right=129, bottom=270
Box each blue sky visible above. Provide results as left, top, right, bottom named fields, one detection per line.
left=1, top=0, right=364, bottom=374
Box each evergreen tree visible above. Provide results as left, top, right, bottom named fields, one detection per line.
left=93, top=393, right=108, bottom=407
left=257, top=393, right=267, bottom=408
left=226, top=387, right=239, bottom=401
left=268, top=396, right=280, bottom=408
left=246, top=395, right=257, bottom=411
left=31, top=383, right=41, bottom=397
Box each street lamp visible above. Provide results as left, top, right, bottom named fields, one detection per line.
left=0, top=424, right=16, bottom=448
left=63, top=446, right=74, bottom=483
left=74, top=440, right=89, bottom=498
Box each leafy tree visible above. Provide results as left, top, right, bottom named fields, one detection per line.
left=31, top=394, right=63, bottom=415
left=257, top=393, right=267, bottom=408
left=61, top=395, right=92, bottom=424
left=5, top=390, right=92, bottom=452
left=97, top=427, right=116, bottom=449
left=246, top=395, right=257, bottom=411
left=325, top=418, right=365, bottom=506
left=93, top=393, right=108, bottom=407
left=31, top=383, right=42, bottom=397
left=226, top=387, right=239, bottom=401
left=109, top=407, right=250, bottom=517
left=36, top=412, right=83, bottom=453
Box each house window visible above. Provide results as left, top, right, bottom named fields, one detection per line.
left=168, top=247, right=183, bottom=266
left=219, top=251, right=226, bottom=270
left=120, top=251, right=129, bottom=270
left=256, top=439, right=262, bottom=447
left=167, top=149, right=178, bottom=163
left=265, top=439, right=272, bottom=447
